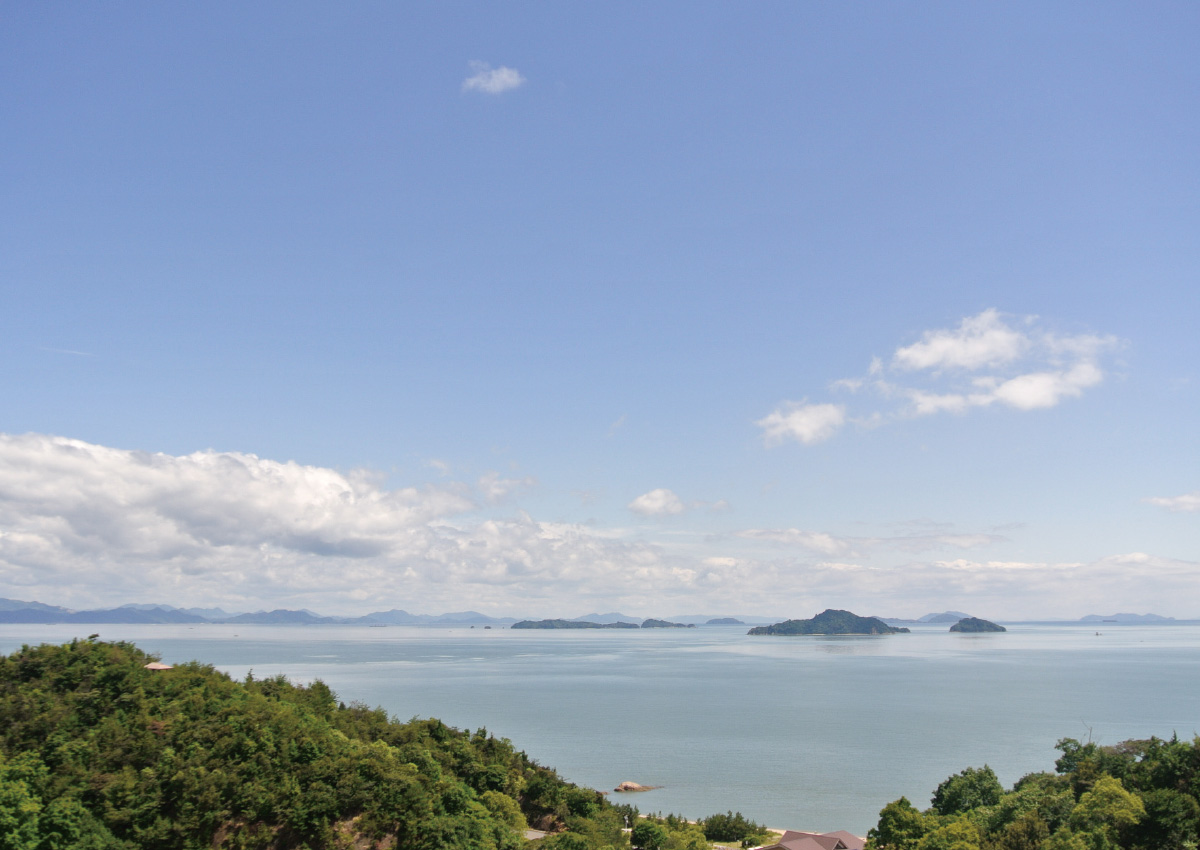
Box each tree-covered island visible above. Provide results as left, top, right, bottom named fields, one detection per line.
left=748, top=609, right=910, bottom=636
left=949, top=617, right=1006, bottom=633
left=640, top=619, right=694, bottom=629
left=511, top=619, right=640, bottom=629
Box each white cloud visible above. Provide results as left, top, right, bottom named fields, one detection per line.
left=756, top=402, right=845, bottom=446
left=628, top=488, right=686, bottom=517
left=760, top=310, right=1119, bottom=444
left=461, top=61, right=526, bottom=94
left=0, top=433, right=685, bottom=613
left=893, top=308, right=1028, bottom=372
left=1145, top=491, right=1200, bottom=513
left=0, top=433, right=1188, bottom=620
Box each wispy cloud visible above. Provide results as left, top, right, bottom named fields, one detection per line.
left=759, top=310, right=1120, bottom=446
left=39, top=346, right=95, bottom=357
left=733, top=526, right=1005, bottom=558
left=477, top=471, right=537, bottom=504
left=1145, top=491, right=1200, bottom=513
left=735, top=528, right=852, bottom=556
left=462, top=61, right=526, bottom=95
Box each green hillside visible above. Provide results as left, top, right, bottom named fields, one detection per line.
left=0, top=639, right=624, bottom=849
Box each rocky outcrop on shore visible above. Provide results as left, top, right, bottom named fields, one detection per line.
left=614, top=781, right=659, bottom=792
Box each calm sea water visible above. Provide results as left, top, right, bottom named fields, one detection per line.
left=2, top=622, right=1198, bottom=835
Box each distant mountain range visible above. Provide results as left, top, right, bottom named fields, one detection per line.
left=0, top=598, right=519, bottom=626
left=0, top=597, right=1188, bottom=627
left=569, top=611, right=776, bottom=625
left=876, top=611, right=972, bottom=624
left=1078, top=613, right=1177, bottom=624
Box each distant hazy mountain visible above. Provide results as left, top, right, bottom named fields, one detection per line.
left=348, top=609, right=516, bottom=625
left=571, top=612, right=636, bottom=624
left=667, top=613, right=780, bottom=625
left=921, top=611, right=971, bottom=623
left=432, top=611, right=518, bottom=624
left=0, top=598, right=71, bottom=614
left=1079, top=613, right=1176, bottom=623
left=219, top=609, right=338, bottom=625
left=0, top=600, right=207, bottom=624
left=179, top=606, right=234, bottom=619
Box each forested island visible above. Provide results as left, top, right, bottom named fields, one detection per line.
left=511, top=619, right=694, bottom=629
left=511, top=619, right=639, bottom=629
left=640, top=619, right=694, bottom=629
left=949, top=617, right=1006, bottom=633
left=748, top=609, right=910, bottom=636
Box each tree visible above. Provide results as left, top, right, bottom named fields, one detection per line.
left=867, top=797, right=932, bottom=850
left=701, top=811, right=765, bottom=842
left=931, top=766, right=1003, bottom=816
left=1134, top=787, right=1200, bottom=850
left=915, top=818, right=981, bottom=850
left=1067, top=775, right=1145, bottom=850
left=632, top=820, right=668, bottom=850
left=991, top=811, right=1049, bottom=850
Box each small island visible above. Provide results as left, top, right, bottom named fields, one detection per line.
left=748, top=609, right=909, bottom=636
left=511, top=619, right=639, bottom=629
left=949, top=617, right=1006, bottom=633
left=707, top=617, right=745, bottom=625
left=641, top=618, right=695, bottom=628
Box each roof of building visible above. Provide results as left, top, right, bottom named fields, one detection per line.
left=760, top=830, right=865, bottom=850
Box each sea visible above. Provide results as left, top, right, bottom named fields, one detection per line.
left=2, top=621, right=1198, bottom=836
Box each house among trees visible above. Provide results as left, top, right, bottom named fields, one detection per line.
left=759, top=829, right=865, bottom=850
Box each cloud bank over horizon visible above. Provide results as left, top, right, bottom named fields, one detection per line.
left=0, top=432, right=1194, bottom=620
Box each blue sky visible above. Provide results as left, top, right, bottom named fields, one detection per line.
left=2, top=2, right=1197, bottom=618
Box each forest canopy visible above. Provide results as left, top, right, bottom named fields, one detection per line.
left=866, top=736, right=1200, bottom=850
left=0, top=638, right=627, bottom=849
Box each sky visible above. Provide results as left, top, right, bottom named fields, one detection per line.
left=1, top=2, right=1197, bottom=620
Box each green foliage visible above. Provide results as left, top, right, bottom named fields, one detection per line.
left=1067, top=775, right=1144, bottom=849
left=930, top=766, right=1003, bottom=816
left=989, top=810, right=1050, bottom=850
left=916, top=818, right=981, bottom=850
left=868, top=797, right=933, bottom=850
left=0, top=639, right=622, bottom=850
left=700, top=810, right=767, bottom=842
left=631, top=820, right=668, bottom=850
left=872, top=736, right=1198, bottom=850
